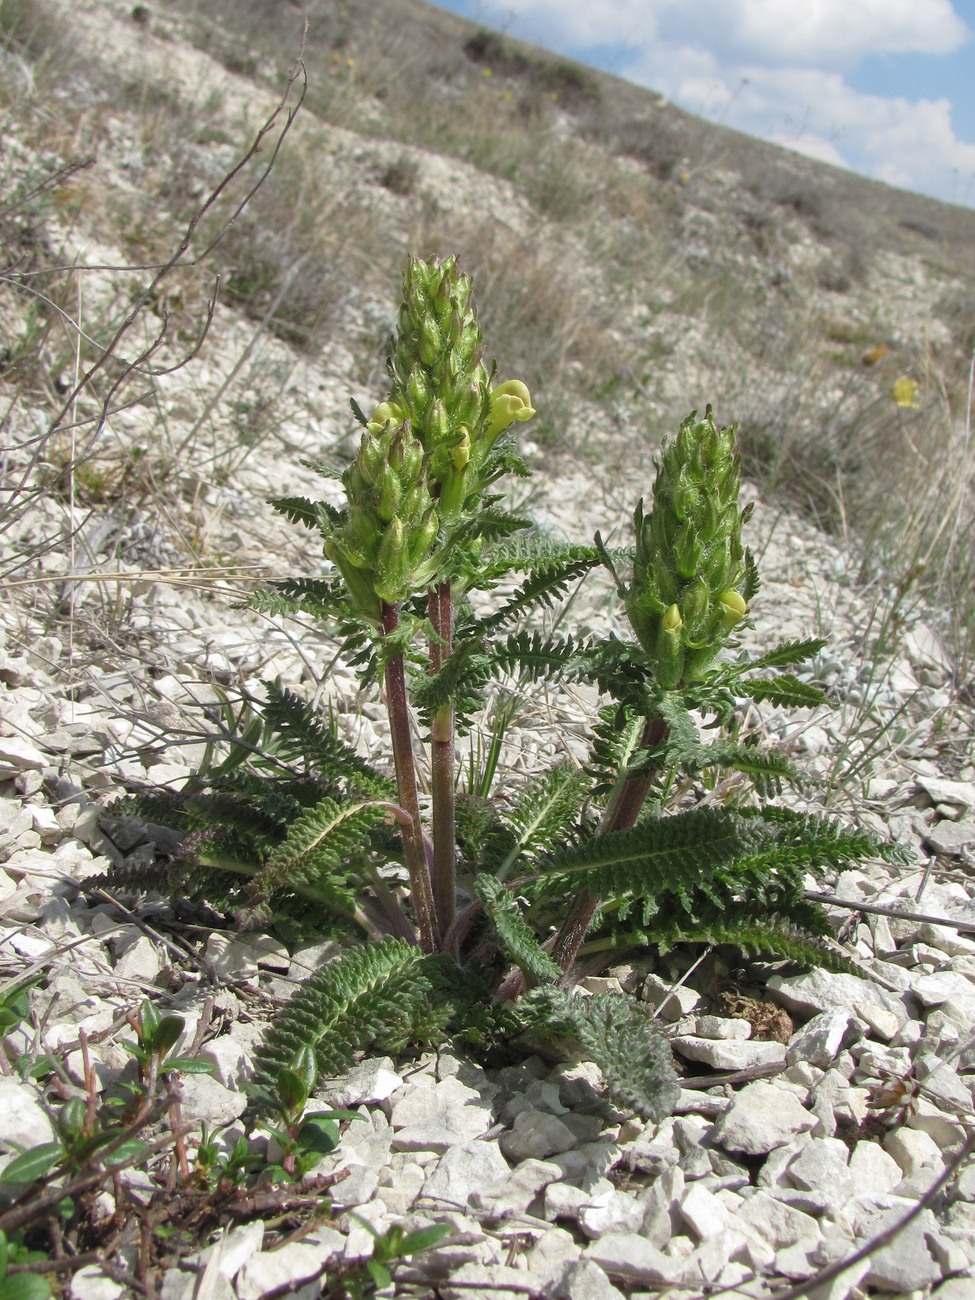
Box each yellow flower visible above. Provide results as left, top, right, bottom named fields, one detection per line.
left=891, top=377, right=920, bottom=409
left=486, top=380, right=535, bottom=440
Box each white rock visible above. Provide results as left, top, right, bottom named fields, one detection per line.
left=578, top=1184, right=646, bottom=1239
left=236, top=1237, right=342, bottom=1300
left=327, top=1056, right=403, bottom=1107
left=584, top=1232, right=680, bottom=1285
left=916, top=775, right=975, bottom=810
left=544, top=1180, right=593, bottom=1223
left=692, top=1015, right=751, bottom=1040
left=391, top=1076, right=494, bottom=1151
left=523, top=1226, right=580, bottom=1287
left=674, top=1036, right=786, bottom=1071
left=768, top=970, right=910, bottom=1027
left=734, top=1190, right=821, bottom=1250
left=0, top=1076, right=56, bottom=1153
left=712, top=1081, right=815, bottom=1155
left=639, top=1164, right=685, bottom=1248
left=114, top=934, right=163, bottom=983
left=421, top=1140, right=510, bottom=1211
left=441, top=1262, right=534, bottom=1300
left=469, top=1157, right=561, bottom=1220
left=376, top=1158, right=425, bottom=1215
left=500, top=1109, right=578, bottom=1162
left=328, top=1130, right=390, bottom=1211
left=786, top=1136, right=853, bottom=1208
left=906, top=1096, right=968, bottom=1147
left=680, top=1183, right=730, bottom=1238
left=68, top=1266, right=128, bottom=1300
left=198, top=1035, right=251, bottom=1089
left=852, top=1001, right=902, bottom=1041
left=933, top=1279, right=975, bottom=1300
left=176, top=1073, right=248, bottom=1128
left=848, top=1140, right=903, bottom=1196
left=856, top=1203, right=943, bottom=1291
left=549, top=1139, right=620, bottom=1182
left=204, top=933, right=260, bottom=979
left=787, top=1008, right=860, bottom=1068
left=641, top=973, right=700, bottom=1019
left=925, top=818, right=975, bottom=855
left=0, top=736, right=47, bottom=775
left=552, top=1259, right=625, bottom=1300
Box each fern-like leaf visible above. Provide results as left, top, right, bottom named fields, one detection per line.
left=493, top=764, right=588, bottom=878
left=724, top=638, right=827, bottom=676
left=478, top=555, right=600, bottom=635
left=691, top=741, right=801, bottom=794
left=250, top=795, right=387, bottom=905
left=270, top=496, right=341, bottom=532
left=251, top=939, right=458, bottom=1087
left=518, top=989, right=680, bottom=1120
left=527, top=807, right=754, bottom=903
left=736, top=675, right=827, bottom=708
left=474, top=874, right=561, bottom=987
left=260, top=681, right=391, bottom=792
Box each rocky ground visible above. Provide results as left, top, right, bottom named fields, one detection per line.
left=3, top=446, right=975, bottom=1298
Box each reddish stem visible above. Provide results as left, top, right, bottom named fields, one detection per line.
left=428, top=581, right=457, bottom=937
left=549, top=714, right=670, bottom=977
left=381, top=602, right=438, bottom=951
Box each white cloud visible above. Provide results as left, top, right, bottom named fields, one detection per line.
left=658, top=0, right=968, bottom=68
left=653, top=58, right=975, bottom=203
left=492, top=0, right=975, bottom=204
left=504, top=0, right=967, bottom=66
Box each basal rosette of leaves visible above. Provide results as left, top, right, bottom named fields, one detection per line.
left=98, top=256, right=911, bottom=1122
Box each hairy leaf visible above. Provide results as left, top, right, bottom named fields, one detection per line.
left=474, top=874, right=561, bottom=986
left=251, top=796, right=387, bottom=905
left=736, top=675, right=827, bottom=708
left=251, top=940, right=460, bottom=1088
left=518, top=989, right=680, bottom=1120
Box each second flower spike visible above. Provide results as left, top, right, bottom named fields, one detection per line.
left=627, top=408, right=751, bottom=689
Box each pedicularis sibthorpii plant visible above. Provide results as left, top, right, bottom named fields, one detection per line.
left=104, top=257, right=908, bottom=1119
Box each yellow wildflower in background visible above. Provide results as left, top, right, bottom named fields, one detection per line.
left=891, top=377, right=920, bottom=409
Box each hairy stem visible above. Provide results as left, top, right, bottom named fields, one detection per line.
left=429, top=581, right=456, bottom=937
left=550, top=714, right=670, bottom=976
left=381, top=602, right=438, bottom=951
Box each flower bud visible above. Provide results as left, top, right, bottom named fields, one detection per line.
left=409, top=507, right=439, bottom=566
left=407, top=367, right=431, bottom=415
left=348, top=503, right=383, bottom=558
left=655, top=609, right=684, bottom=690
left=452, top=430, right=471, bottom=471
left=399, top=481, right=431, bottom=526
left=673, top=523, right=703, bottom=580
left=679, top=578, right=710, bottom=640
left=437, top=463, right=467, bottom=523
left=425, top=401, right=451, bottom=448
left=366, top=400, right=405, bottom=435
left=375, top=464, right=402, bottom=524
left=419, top=317, right=442, bottom=367
left=375, top=516, right=409, bottom=604
left=325, top=539, right=381, bottom=620
left=718, top=589, right=747, bottom=631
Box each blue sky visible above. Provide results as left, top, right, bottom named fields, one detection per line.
left=432, top=0, right=975, bottom=209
